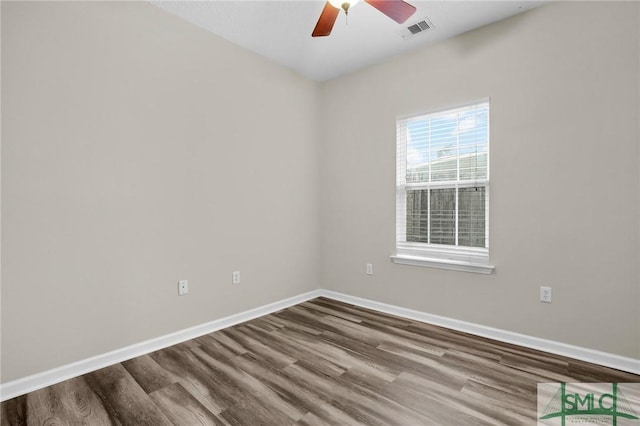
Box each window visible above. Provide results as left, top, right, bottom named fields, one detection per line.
left=392, top=101, right=494, bottom=274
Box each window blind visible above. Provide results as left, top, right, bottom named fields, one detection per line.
left=396, top=101, right=490, bottom=255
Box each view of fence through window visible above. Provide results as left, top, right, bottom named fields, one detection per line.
left=402, top=102, right=489, bottom=248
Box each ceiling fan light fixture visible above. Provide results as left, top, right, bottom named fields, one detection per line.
left=328, top=0, right=360, bottom=13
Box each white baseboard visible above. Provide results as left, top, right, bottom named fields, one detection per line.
left=320, top=290, right=640, bottom=376
left=1, top=288, right=638, bottom=402
left=0, top=289, right=323, bottom=402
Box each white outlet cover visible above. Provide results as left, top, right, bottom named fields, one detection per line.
left=232, top=271, right=240, bottom=284
left=540, top=286, right=552, bottom=303
left=178, top=280, right=189, bottom=296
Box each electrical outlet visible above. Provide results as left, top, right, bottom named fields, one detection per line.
left=366, top=263, right=373, bottom=275
left=232, top=271, right=240, bottom=285
left=178, top=280, right=189, bottom=296
left=540, top=286, right=552, bottom=303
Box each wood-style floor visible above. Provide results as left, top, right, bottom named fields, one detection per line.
left=1, top=297, right=639, bottom=425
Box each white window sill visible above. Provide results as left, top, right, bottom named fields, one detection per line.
left=390, top=254, right=495, bottom=275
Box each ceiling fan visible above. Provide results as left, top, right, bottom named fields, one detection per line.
left=312, top=0, right=417, bottom=37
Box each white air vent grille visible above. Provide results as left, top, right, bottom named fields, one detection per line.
left=400, top=17, right=434, bottom=39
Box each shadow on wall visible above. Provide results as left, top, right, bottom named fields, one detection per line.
left=448, top=8, right=535, bottom=55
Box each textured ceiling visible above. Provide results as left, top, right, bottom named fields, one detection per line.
left=151, top=1, right=545, bottom=81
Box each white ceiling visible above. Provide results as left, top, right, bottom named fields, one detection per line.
left=151, top=1, right=545, bottom=82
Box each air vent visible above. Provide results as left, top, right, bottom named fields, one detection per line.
left=400, top=17, right=434, bottom=39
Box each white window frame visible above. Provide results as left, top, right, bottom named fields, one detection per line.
left=391, top=100, right=494, bottom=274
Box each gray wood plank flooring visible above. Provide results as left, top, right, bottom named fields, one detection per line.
left=2, top=297, right=639, bottom=425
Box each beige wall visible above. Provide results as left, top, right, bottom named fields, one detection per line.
left=1, top=1, right=320, bottom=382
left=320, top=1, right=640, bottom=359
left=2, top=1, right=639, bottom=385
